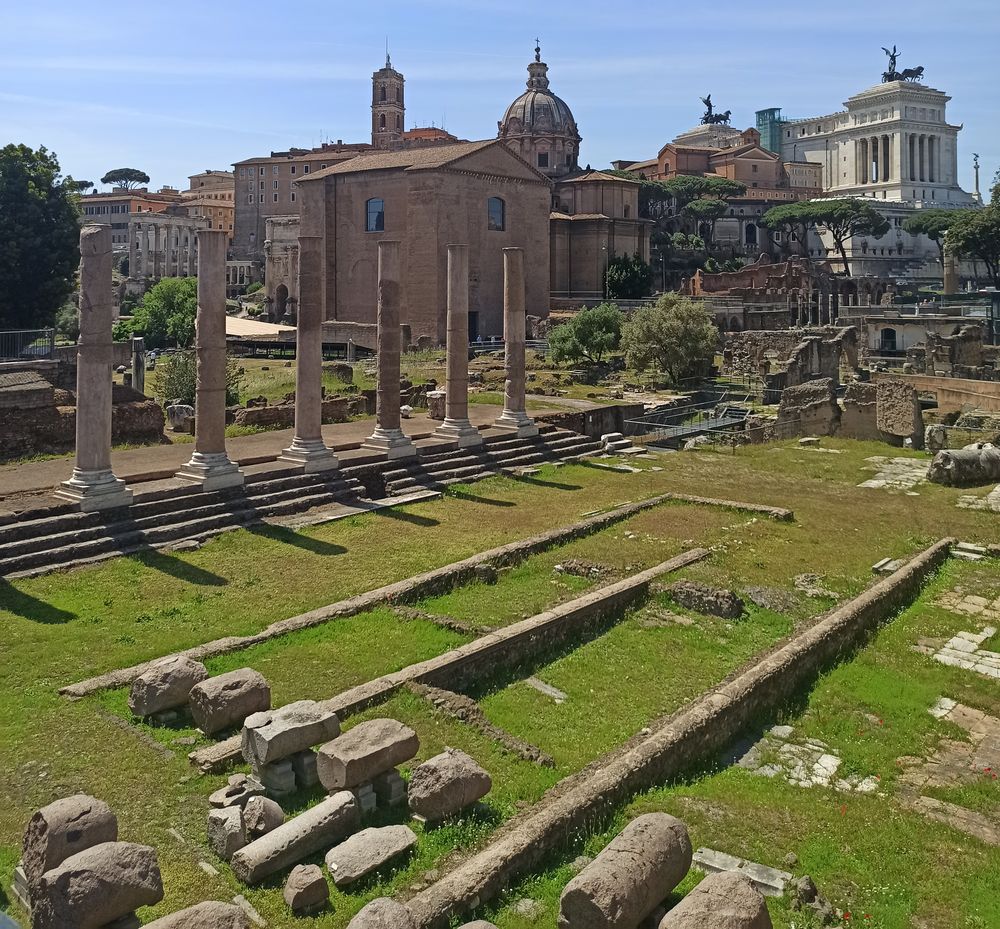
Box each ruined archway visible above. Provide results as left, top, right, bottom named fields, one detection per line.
left=274, top=283, right=288, bottom=320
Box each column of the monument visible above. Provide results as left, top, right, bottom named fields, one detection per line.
left=495, top=247, right=537, bottom=437
left=434, top=244, right=482, bottom=447
left=363, top=241, right=416, bottom=459
left=882, top=136, right=890, bottom=183
left=176, top=230, right=244, bottom=490
left=152, top=224, right=162, bottom=278
left=56, top=225, right=133, bottom=510
left=128, top=220, right=138, bottom=278
left=280, top=232, right=338, bottom=471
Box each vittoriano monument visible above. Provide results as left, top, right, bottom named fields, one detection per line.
left=881, top=45, right=925, bottom=83
left=700, top=94, right=731, bottom=126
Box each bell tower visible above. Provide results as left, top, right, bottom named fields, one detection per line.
left=372, top=53, right=405, bottom=150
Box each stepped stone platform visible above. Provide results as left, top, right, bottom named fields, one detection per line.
left=0, top=426, right=600, bottom=578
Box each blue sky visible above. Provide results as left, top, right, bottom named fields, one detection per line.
left=2, top=0, right=997, bottom=194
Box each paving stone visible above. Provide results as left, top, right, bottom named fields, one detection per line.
left=691, top=848, right=791, bottom=897
left=525, top=676, right=567, bottom=703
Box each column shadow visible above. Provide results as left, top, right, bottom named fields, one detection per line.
left=131, top=550, right=229, bottom=586
left=509, top=474, right=583, bottom=491
left=447, top=489, right=516, bottom=507
left=245, top=523, right=347, bottom=556
left=0, top=580, right=77, bottom=624
left=373, top=508, right=440, bottom=528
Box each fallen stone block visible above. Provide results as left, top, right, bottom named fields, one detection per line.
left=207, top=807, right=246, bottom=861
left=22, top=794, right=119, bottom=887
left=243, top=796, right=284, bottom=839
left=558, top=813, right=692, bottom=929
left=667, top=581, right=745, bottom=620
left=283, top=863, right=329, bottom=916
left=31, top=841, right=164, bottom=929
left=325, top=825, right=418, bottom=887
left=317, top=719, right=419, bottom=791
left=241, top=700, right=341, bottom=772
left=346, top=898, right=418, bottom=929
left=230, top=791, right=360, bottom=885
left=209, top=774, right=264, bottom=810
left=408, top=749, right=491, bottom=821
left=658, top=871, right=772, bottom=928
left=128, top=655, right=208, bottom=718
left=142, top=901, right=250, bottom=928
left=691, top=848, right=791, bottom=897
left=190, top=669, right=271, bottom=736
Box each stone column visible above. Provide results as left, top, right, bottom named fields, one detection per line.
left=363, top=240, right=416, bottom=459
left=943, top=245, right=959, bottom=295
left=153, top=224, right=163, bottom=278
left=494, top=247, right=537, bottom=436
left=176, top=230, right=244, bottom=490
left=128, top=220, right=138, bottom=278
left=279, top=233, right=337, bottom=471
left=56, top=225, right=133, bottom=511
left=433, top=244, right=482, bottom=447
left=131, top=336, right=146, bottom=395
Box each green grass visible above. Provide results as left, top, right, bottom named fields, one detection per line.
left=3, top=439, right=1000, bottom=925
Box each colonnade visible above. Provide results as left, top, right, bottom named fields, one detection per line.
left=904, top=132, right=938, bottom=184
left=855, top=133, right=940, bottom=186
left=57, top=225, right=534, bottom=509
left=128, top=219, right=200, bottom=279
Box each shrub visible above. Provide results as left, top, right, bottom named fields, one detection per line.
left=155, top=351, right=245, bottom=407
left=621, top=293, right=718, bottom=385
left=549, top=303, right=623, bottom=364
left=245, top=281, right=263, bottom=294
left=605, top=253, right=653, bottom=299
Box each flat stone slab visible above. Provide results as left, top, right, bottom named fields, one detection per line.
left=325, top=825, right=417, bottom=886
left=525, top=676, right=567, bottom=703
left=692, top=847, right=792, bottom=897
left=858, top=456, right=928, bottom=491
left=929, top=625, right=1000, bottom=679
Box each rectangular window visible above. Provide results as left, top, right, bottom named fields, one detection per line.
left=259, top=167, right=265, bottom=176
left=273, top=180, right=278, bottom=189
left=259, top=181, right=264, bottom=190
left=272, top=165, right=279, bottom=175
left=752, top=164, right=758, bottom=173
left=366, top=198, right=384, bottom=232
left=487, top=197, right=505, bottom=232
left=247, top=194, right=253, bottom=204
left=239, top=167, right=246, bottom=178
left=273, top=193, right=278, bottom=202
left=303, top=165, right=310, bottom=174
left=290, top=165, right=296, bottom=174
left=537, top=152, right=549, bottom=168
left=259, top=195, right=264, bottom=203
left=290, top=192, right=296, bottom=202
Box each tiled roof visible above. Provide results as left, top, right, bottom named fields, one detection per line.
left=297, top=140, right=506, bottom=182
left=550, top=211, right=612, bottom=221
left=561, top=169, right=640, bottom=185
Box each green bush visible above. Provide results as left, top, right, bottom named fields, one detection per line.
left=155, top=351, right=245, bottom=407
left=54, top=302, right=79, bottom=343
left=123, top=277, right=198, bottom=349
left=605, top=253, right=653, bottom=300
left=549, top=303, right=622, bottom=364
left=245, top=281, right=263, bottom=295
left=621, top=293, right=718, bottom=385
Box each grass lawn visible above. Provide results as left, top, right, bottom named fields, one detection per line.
left=2, top=439, right=998, bottom=925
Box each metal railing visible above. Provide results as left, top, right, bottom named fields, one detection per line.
left=0, top=328, right=56, bottom=361
left=624, top=387, right=754, bottom=449
left=471, top=339, right=549, bottom=356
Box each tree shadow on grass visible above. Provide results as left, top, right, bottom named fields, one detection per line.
left=246, top=524, right=347, bottom=557
left=373, top=508, right=440, bottom=528
left=0, top=580, right=76, bottom=624
left=131, top=550, right=229, bottom=586
left=509, top=474, right=583, bottom=492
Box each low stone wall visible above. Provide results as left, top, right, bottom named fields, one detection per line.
left=536, top=403, right=646, bottom=438
left=405, top=538, right=951, bottom=928
left=190, top=549, right=709, bottom=772
left=232, top=396, right=354, bottom=429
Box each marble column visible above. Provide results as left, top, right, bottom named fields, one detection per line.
left=175, top=230, right=244, bottom=490
left=434, top=244, right=482, bottom=447
left=56, top=225, right=133, bottom=511
left=494, top=247, right=537, bottom=437
left=363, top=240, right=416, bottom=459
left=153, top=224, right=163, bottom=278
left=128, top=220, right=138, bottom=278
left=943, top=245, right=958, bottom=295
left=280, top=233, right=337, bottom=471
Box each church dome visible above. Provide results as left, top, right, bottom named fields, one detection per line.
left=498, top=46, right=580, bottom=178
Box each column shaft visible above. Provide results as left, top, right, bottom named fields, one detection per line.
left=434, top=244, right=482, bottom=446
left=56, top=225, right=132, bottom=510
left=495, top=247, right=537, bottom=436
left=176, top=229, right=243, bottom=490
left=364, top=240, right=416, bottom=458
left=280, top=232, right=337, bottom=471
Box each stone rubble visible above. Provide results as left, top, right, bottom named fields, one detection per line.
left=209, top=773, right=264, bottom=809
left=207, top=806, right=247, bottom=861
left=283, top=863, right=329, bottom=916
left=243, top=796, right=285, bottom=839
left=408, top=749, right=492, bottom=822
left=345, top=897, right=418, bottom=929
left=317, top=719, right=419, bottom=791
left=241, top=700, right=340, bottom=773
left=666, top=580, right=745, bottom=619
left=143, top=901, right=250, bottom=928
left=190, top=669, right=271, bottom=736
left=324, top=824, right=418, bottom=887
left=658, top=871, right=772, bottom=928
left=128, top=656, right=208, bottom=718
left=22, top=794, right=118, bottom=887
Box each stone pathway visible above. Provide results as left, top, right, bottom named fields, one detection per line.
left=896, top=698, right=1000, bottom=846
left=957, top=484, right=1000, bottom=512
left=928, top=625, right=1000, bottom=680
left=937, top=589, right=1000, bottom=622
left=858, top=456, right=929, bottom=490
left=734, top=725, right=880, bottom=793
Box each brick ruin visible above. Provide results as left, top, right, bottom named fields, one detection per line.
left=905, top=323, right=1000, bottom=381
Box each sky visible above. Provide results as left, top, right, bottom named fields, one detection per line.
left=2, top=0, right=997, bottom=195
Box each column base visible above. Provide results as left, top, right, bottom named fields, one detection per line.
left=363, top=427, right=417, bottom=460
left=55, top=469, right=133, bottom=512
left=494, top=409, right=538, bottom=438
left=279, top=437, right=339, bottom=473
left=175, top=452, right=245, bottom=491
left=433, top=418, right=484, bottom=447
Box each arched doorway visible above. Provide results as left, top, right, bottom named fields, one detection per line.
left=879, top=327, right=897, bottom=354
left=274, top=283, right=288, bottom=320
left=745, top=223, right=758, bottom=247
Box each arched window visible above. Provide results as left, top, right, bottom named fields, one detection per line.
left=396, top=114, right=401, bottom=130
left=378, top=113, right=386, bottom=130
left=623, top=204, right=631, bottom=219
left=745, top=223, right=758, bottom=246
left=379, top=85, right=386, bottom=102
left=487, top=197, right=505, bottom=232
left=366, top=198, right=384, bottom=233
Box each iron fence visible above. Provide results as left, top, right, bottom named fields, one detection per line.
left=0, top=329, right=56, bottom=361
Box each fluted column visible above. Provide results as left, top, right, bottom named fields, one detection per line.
left=175, top=229, right=244, bottom=490
left=495, top=247, right=537, bottom=436
left=56, top=225, right=133, bottom=510
left=363, top=240, right=416, bottom=459
left=280, top=232, right=337, bottom=471
left=434, top=244, right=482, bottom=447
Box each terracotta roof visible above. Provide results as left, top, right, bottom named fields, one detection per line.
left=560, top=169, right=640, bottom=185
left=549, top=211, right=611, bottom=221
left=297, top=140, right=510, bottom=181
